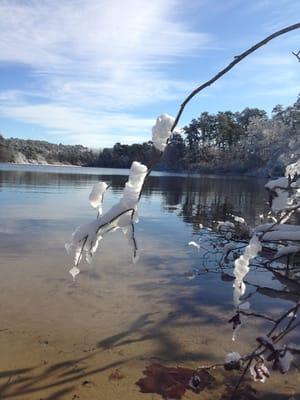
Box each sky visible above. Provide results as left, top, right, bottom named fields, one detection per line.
left=0, top=0, right=299, bottom=148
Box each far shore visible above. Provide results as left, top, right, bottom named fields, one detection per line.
left=0, top=160, right=273, bottom=179
left=3, top=161, right=83, bottom=167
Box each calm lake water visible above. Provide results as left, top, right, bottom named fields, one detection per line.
left=0, top=163, right=299, bottom=400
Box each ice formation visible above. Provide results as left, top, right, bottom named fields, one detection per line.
left=275, top=245, right=300, bottom=258
left=262, top=230, right=300, bottom=242
left=286, top=159, right=300, bottom=177
left=265, top=174, right=300, bottom=213
left=233, top=235, right=261, bottom=307
left=230, top=235, right=261, bottom=340
left=265, top=177, right=289, bottom=190
left=66, top=161, right=148, bottom=277
left=255, top=223, right=300, bottom=244
left=255, top=223, right=300, bottom=233
left=278, top=350, right=293, bottom=374
left=216, top=220, right=235, bottom=233
left=233, top=216, right=245, bottom=224
left=224, top=352, right=242, bottom=365
left=152, top=114, right=175, bottom=151
left=188, top=241, right=200, bottom=250
left=89, top=181, right=108, bottom=215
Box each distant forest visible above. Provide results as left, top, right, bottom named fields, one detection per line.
left=1, top=95, right=299, bottom=176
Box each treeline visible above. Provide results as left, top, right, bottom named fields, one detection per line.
left=160, top=96, right=300, bottom=174
left=90, top=142, right=160, bottom=168
left=1, top=95, right=299, bottom=175
left=93, top=95, right=299, bottom=174
left=0, top=136, right=95, bottom=165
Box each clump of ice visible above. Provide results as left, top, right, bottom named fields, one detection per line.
left=152, top=114, right=175, bottom=151
left=272, top=190, right=291, bottom=212
left=225, top=352, right=241, bottom=364
left=278, top=350, right=293, bottom=374
left=217, top=220, right=235, bottom=231
left=66, top=161, right=148, bottom=278
left=224, top=352, right=242, bottom=369
left=265, top=177, right=289, bottom=190
left=69, top=266, right=80, bottom=280
left=286, top=159, right=300, bottom=177
left=275, top=245, right=300, bottom=258
left=188, top=241, right=200, bottom=250
left=233, top=235, right=261, bottom=307
left=232, top=215, right=246, bottom=224
left=265, top=164, right=300, bottom=213
left=89, top=181, right=108, bottom=215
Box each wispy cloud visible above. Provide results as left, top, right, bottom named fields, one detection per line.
left=0, top=0, right=211, bottom=146
left=1, top=0, right=299, bottom=145
left=1, top=102, right=155, bottom=147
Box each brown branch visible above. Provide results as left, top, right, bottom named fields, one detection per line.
left=171, top=23, right=300, bottom=133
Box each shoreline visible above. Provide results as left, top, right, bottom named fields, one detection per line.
left=1, top=161, right=275, bottom=178
left=5, top=161, right=83, bottom=167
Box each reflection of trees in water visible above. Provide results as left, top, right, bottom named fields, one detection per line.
left=0, top=170, right=95, bottom=189
left=153, top=175, right=268, bottom=230
left=0, top=170, right=268, bottom=231
left=0, top=170, right=128, bottom=191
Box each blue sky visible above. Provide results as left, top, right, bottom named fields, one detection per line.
left=0, top=0, right=299, bottom=148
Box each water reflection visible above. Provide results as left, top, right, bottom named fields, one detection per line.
left=158, top=175, right=268, bottom=230
left=0, top=164, right=274, bottom=310
left=0, top=165, right=268, bottom=229
left=1, top=165, right=297, bottom=306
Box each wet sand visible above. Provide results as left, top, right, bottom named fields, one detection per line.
left=0, top=233, right=299, bottom=400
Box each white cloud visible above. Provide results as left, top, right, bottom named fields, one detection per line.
left=0, top=0, right=211, bottom=146
left=2, top=0, right=298, bottom=143
left=1, top=102, right=154, bottom=147
left=0, top=0, right=208, bottom=70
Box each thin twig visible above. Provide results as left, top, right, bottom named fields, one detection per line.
left=239, top=310, right=276, bottom=323
left=292, top=50, right=300, bottom=62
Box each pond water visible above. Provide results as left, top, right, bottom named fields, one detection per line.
left=0, top=163, right=299, bottom=399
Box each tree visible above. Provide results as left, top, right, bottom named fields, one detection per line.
left=236, top=107, right=267, bottom=129
left=161, top=132, right=186, bottom=170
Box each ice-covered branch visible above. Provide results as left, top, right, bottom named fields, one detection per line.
left=195, top=303, right=300, bottom=396
left=89, top=181, right=109, bottom=217
left=66, top=161, right=147, bottom=278
left=152, top=114, right=175, bottom=151
left=66, top=24, right=300, bottom=280
left=186, top=159, right=300, bottom=394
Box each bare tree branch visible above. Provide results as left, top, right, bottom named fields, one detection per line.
left=138, top=24, right=300, bottom=206
left=171, top=23, right=300, bottom=133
